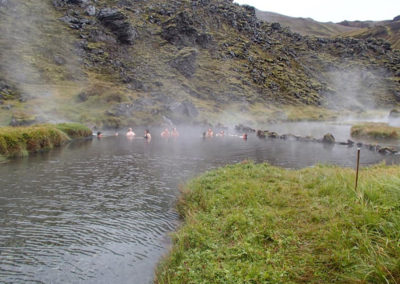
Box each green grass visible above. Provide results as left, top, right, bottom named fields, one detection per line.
left=0, top=123, right=92, bottom=158
left=351, top=122, right=400, bottom=140
left=55, top=123, right=93, bottom=139
left=156, top=162, right=400, bottom=283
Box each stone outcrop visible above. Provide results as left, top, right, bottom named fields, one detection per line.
left=169, top=48, right=198, bottom=78
left=97, top=8, right=137, bottom=44
left=169, top=100, right=199, bottom=118
left=322, top=133, right=335, bottom=144
left=161, top=11, right=212, bottom=48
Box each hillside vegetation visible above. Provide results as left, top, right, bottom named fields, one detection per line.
left=157, top=162, right=400, bottom=283
left=343, top=19, right=400, bottom=50
left=0, top=0, right=399, bottom=128
left=255, top=10, right=359, bottom=37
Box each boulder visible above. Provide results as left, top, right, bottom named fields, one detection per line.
left=169, top=100, right=199, bottom=118
left=322, top=133, right=335, bottom=144
left=268, top=132, right=279, bottom=138
left=53, top=0, right=89, bottom=8
left=59, top=15, right=91, bottom=30
left=77, top=92, right=88, bottom=102
left=161, top=11, right=212, bottom=48
left=169, top=48, right=198, bottom=78
left=235, top=124, right=255, bottom=133
left=106, top=103, right=134, bottom=117
left=85, top=5, right=96, bottom=16
left=256, top=130, right=266, bottom=138
left=97, top=8, right=137, bottom=44
left=378, top=147, right=397, bottom=155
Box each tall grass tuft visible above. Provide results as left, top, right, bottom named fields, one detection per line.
left=55, top=123, right=93, bottom=139
left=0, top=123, right=92, bottom=159
left=351, top=122, right=400, bottom=140
left=156, top=162, right=400, bottom=283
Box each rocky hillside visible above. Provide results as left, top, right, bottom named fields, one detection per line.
left=342, top=17, right=400, bottom=50
left=0, top=0, right=399, bottom=128
left=255, top=10, right=359, bottom=38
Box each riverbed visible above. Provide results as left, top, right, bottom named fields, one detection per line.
left=0, top=125, right=399, bottom=283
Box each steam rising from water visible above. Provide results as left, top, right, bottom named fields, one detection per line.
left=0, top=0, right=83, bottom=122
left=324, top=67, right=390, bottom=111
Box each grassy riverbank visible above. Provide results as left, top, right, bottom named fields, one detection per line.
left=351, top=122, right=400, bottom=140
left=0, top=123, right=92, bottom=159
left=156, top=162, right=400, bottom=283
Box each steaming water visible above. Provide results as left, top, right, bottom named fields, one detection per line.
left=1, top=126, right=399, bottom=283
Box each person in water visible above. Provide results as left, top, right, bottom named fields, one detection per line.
left=126, top=128, right=135, bottom=137
left=206, top=128, right=214, bottom=137
left=97, top=131, right=103, bottom=138
left=144, top=129, right=151, bottom=140
left=161, top=128, right=170, bottom=138
left=171, top=127, right=179, bottom=138
left=216, top=130, right=225, bottom=137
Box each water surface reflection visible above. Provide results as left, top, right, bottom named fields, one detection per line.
left=0, top=130, right=399, bottom=283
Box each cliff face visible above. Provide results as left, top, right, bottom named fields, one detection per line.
left=0, top=0, right=399, bottom=127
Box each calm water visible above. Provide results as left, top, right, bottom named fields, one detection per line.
left=1, top=126, right=399, bottom=283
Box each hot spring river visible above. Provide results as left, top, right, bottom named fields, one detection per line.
left=1, top=125, right=399, bottom=283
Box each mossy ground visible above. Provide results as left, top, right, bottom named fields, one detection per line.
left=157, top=162, right=400, bottom=283
left=351, top=122, right=400, bottom=140
left=0, top=123, right=91, bottom=159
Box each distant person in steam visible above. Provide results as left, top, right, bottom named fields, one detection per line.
left=161, top=128, right=170, bottom=138
left=171, top=127, right=179, bottom=138
left=126, top=128, right=135, bottom=137
left=216, top=130, right=225, bottom=137
left=206, top=128, right=214, bottom=138
left=144, top=129, right=151, bottom=141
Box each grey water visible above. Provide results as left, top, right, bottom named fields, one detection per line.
left=1, top=125, right=399, bottom=284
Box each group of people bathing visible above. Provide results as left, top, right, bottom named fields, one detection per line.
left=126, top=128, right=152, bottom=140
left=125, top=127, right=179, bottom=140
left=203, top=128, right=248, bottom=139
left=97, top=126, right=247, bottom=140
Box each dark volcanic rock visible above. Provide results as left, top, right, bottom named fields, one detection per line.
left=169, top=48, right=198, bottom=78
left=97, top=8, right=137, bottom=44
left=322, top=133, right=335, bottom=144
left=161, top=11, right=212, bottom=48
left=378, top=146, right=398, bottom=155
left=77, top=92, right=88, bottom=102
left=54, top=55, right=66, bottom=65
left=106, top=103, right=135, bottom=117
left=53, top=0, right=89, bottom=8
left=60, top=15, right=91, bottom=29
left=169, top=100, right=199, bottom=118
left=85, top=5, right=96, bottom=16
left=235, top=124, right=255, bottom=133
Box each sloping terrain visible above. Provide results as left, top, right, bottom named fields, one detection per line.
left=255, top=10, right=359, bottom=37
left=342, top=18, right=400, bottom=50
left=0, top=0, right=399, bottom=128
